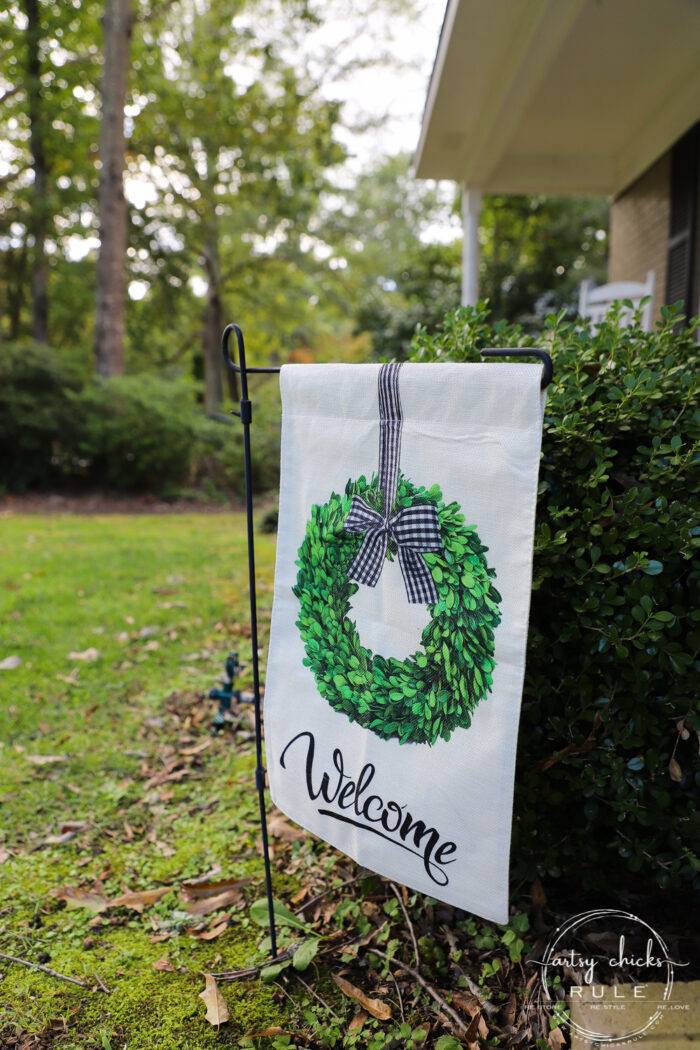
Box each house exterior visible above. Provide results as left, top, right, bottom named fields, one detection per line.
left=414, top=0, right=700, bottom=320
left=609, top=124, right=699, bottom=318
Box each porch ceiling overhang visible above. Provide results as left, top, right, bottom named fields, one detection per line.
left=414, top=0, right=700, bottom=197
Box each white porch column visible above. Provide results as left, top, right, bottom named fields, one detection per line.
left=461, top=186, right=482, bottom=306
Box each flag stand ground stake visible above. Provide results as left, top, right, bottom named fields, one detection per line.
left=221, top=322, right=552, bottom=961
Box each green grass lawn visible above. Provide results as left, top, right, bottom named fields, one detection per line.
left=0, top=513, right=287, bottom=1047
left=0, top=513, right=568, bottom=1050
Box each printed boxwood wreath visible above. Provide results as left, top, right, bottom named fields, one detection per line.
left=293, top=472, right=502, bottom=746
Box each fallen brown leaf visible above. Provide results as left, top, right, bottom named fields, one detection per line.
left=184, top=889, right=244, bottom=916
left=268, top=809, right=307, bottom=842
left=187, top=917, right=230, bottom=941
left=153, top=958, right=176, bottom=972
left=181, top=876, right=251, bottom=901
left=0, top=848, right=10, bottom=865
left=25, top=754, right=67, bottom=766
left=464, top=1011, right=481, bottom=1043
left=53, top=887, right=109, bottom=914
left=338, top=922, right=387, bottom=958
left=57, top=820, right=87, bottom=835
left=360, top=900, right=381, bottom=923
left=56, top=669, right=80, bottom=685
left=142, top=767, right=189, bottom=790
left=111, top=886, right=172, bottom=912
left=199, top=974, right=229, bottom=1027
left=530, top=877, right=547, bottom=909
left=348, top=1011, right=368, bottom=1032
left=179, top=740, right=211, bottom=757
left=451, top=991, right=480, bottom=1018
left=333, top=975, right=391, bottom=1021
left=181, top=863, right=222, bottom=885
left=501, top=992, right=517, bottom=1027
left=256, top=835, right=274, bottom=858
left=43, top=829, right=81, bottom=846
left=148, top=932, right=171, bottom=944
left=67, top=647, right=100, bottom=662
left=248, top=1028, right=289, bottom=1038
left=548, top=1026, right=566, bottom=1049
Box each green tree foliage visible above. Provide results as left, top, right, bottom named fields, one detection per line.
left=343, top=156, right=610, bottom=359
left=0, top=0, right=365, bottom=381
left=324, top=152, right=461, bottom=359
left=480, top=193, right=609, bottom=323
left=411, top=302, right=700, bottom=892
left=0, top=0, right=101, bottom=343
left=126, top=0, right=345, bottom=407
left=354, top=238, right=461, bottom=361
left=1, top=3, right=611, bottom=398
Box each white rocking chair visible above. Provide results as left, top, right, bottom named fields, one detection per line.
left=578, top=270, right=656, bottom=331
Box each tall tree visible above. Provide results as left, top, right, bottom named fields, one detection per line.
left=23, top=0, right=49, bottom=342
left=94, top=0, right=132, bottom=376
left=130, top=0, right=344, bottom=410
left=0, top=0, right=101, bottom=347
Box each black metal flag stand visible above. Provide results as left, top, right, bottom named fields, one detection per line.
left=221, top=322, right=553, bottom=962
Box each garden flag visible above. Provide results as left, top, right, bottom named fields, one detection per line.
left=264, top=361, right=546, bottom=923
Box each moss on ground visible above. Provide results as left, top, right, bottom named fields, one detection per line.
left=0, top=514, right=287, bottom=1046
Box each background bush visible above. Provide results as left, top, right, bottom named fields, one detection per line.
left=411, top=302, right=699, bottom=895
left=71, top=375, right=197, bottom=494
left=0, top=342, right=83, bottom=492
left=0, top=345, right=281, bottom=498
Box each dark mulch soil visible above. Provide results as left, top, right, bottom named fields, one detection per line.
left=0, top=492, right=242, bottom=516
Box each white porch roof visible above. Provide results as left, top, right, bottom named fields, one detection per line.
left=414, top=0, right=700, bottom=196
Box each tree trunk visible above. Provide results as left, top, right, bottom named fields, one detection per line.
left=24, top=0, right=49, bottom=344
left=201, top=231, right=225, bottom=413
left=8, top=244, right=28, bottom=341
left=94, top=0, right=132, bottom=377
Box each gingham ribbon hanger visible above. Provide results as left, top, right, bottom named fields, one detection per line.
left=344, top=363, right=442, bottom=604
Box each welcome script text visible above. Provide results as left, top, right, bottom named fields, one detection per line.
left=279, top=731, right=458, bottom=886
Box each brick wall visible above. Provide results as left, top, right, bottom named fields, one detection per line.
left=609, top=153, right=670, bottom=321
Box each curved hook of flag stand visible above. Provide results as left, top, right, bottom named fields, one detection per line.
left=481, top=347, right=553, bottom=389
left=221, top=323, right=553, bottom=960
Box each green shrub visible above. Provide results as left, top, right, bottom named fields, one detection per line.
left=0, top=342, right=84, bottom=491
left=0, top=346, right=282, bottom=498
left=410, top=302, right=700, bottom=893
left=190, top=374, right=281, bottom=498
left=71, top=375, right=197, bottom=494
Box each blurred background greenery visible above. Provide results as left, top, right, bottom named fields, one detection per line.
left=0, top=0, right=609, bottom=500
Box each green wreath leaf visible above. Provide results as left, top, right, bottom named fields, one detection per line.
left=294, top=474, right=501, bottom=746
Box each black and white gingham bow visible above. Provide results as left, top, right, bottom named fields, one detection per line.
left=345, top=363, right=442, bottom=605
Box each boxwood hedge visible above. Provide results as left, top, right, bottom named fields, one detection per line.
left=410, top=302, right=699, bottom=893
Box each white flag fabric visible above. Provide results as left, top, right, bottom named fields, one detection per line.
left=264, top=362, right=545, bottom=923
